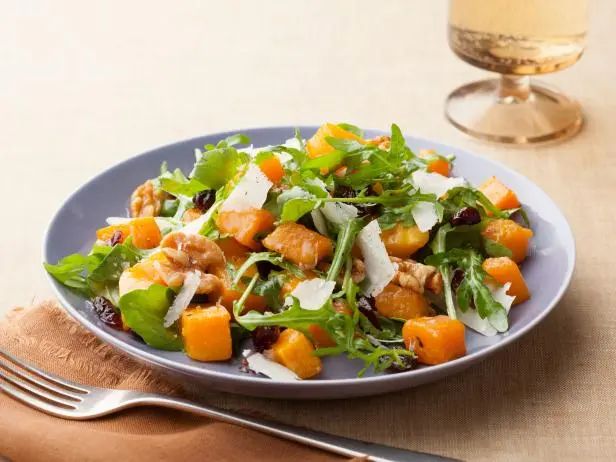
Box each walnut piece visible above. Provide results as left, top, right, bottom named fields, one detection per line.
left=130, top=180, right=165, bottom=217
left=351, top=258, right=366, bottom=284
left=390, top=257, right=443, bottom=295
left=366, top=135, right=391, bottom=151
left=156, top=232, right=227, bottom=296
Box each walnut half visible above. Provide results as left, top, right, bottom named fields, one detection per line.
left=130, top=180, right=165, bottom=217
left=390, top=257, right=443, bottom=295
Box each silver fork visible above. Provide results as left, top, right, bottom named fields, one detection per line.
left=0, top=349, right=459, bottom=462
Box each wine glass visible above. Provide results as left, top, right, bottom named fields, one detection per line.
left=445, top=0, right=588, bottom=144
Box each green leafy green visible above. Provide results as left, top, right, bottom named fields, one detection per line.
left=159, top=177, right=207, bottom=198
left=326, top=218, right=364, bottom=281
left=118, top=285, right=183, bottom=351
left=337, top=122, right=364, bottom=138
left=87, top=241, right=141, bottom=305
left=280, top=197, right=319, bottom=222
left=302, top=150, right=345, bottom=171
left=44, top=247, right=110, bottom=295
left=190, top=146, right=249, bottom=189
left=426, top=248, right=508, bottom=331
left=483, top=238, right=513, bottom=258
left=232, top=252, right=303, bottom=287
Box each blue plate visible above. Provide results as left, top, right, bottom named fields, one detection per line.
left=43, top=127, right=575, bottom=399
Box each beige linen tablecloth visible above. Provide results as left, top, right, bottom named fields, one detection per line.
left=1, top=1, right=615, bottom=460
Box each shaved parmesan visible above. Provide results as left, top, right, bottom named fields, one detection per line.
left=311, top=209, right=329, bottom=235
left=457, top=283, right=515, bottom=336
left=283, top=137, right=304, bottom=150
left=411, top=170, right=466, bottom=198
left=180, top=200, right=221, bottom=235
left=411, top=202, right=439, bottom=232
left=291, top=278, right=336, bottom=310
left=357, top=220, right=396, bottom=296
left=163, top=271, right=201, bottom=327
left=321, top=202, right=358, bottom=226
left=220, top=164, right=273, bottom=212
left=243, top=350, right=299, bottom=381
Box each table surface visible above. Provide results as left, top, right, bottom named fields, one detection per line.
left=2, top=1, right=615, bottom=461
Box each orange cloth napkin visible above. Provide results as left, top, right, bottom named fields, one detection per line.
left=0, top=302, right=351, bottom=462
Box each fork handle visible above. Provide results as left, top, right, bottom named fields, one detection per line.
left=132, top=394, right=457, bottom=462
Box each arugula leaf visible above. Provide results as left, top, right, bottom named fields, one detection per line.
left=325, top=137, right=365, bottom=153
left=219, top=133, right=250, bottom=148
left=302, top=150, right=346, bottom=171
left=190, top=147, right=248, bottom=189
left=159, top=177, right=207, bottom=198
left=483, top=238, right=513, bottom=258
left=44, top=244, right=116, bottom=296
left=232, top=252, right=303, bottom=287
left=87, top=242, right=141, bottom=305
left=237, top=297, right=333, bottom=332
left=118, top=285, right=183, bottom=351
left=337, top=123, right=364, bottom=138
left=425, top=247, right=508, bottom=331
left=326, top=218, right=364, bottom=281
left=253, top=272, right=286, bottom=311
left=280, top=197, right=319, bottom=222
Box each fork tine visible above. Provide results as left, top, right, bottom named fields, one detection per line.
left=0, top=349, right=89, bottom=393
left=0, top=355, right=82, bottom=401
left=0, top=369, right=79, bottom=408
left=0, top=378, right=77, bottom=418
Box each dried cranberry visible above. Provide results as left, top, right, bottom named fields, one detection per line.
left=357, top=296, right=381, bottom=329
left=450, top=268, right=465, bottom=291
left=251, top=326, right=280, bottom=352
left=450, top=206, right=481, bottom=226
left=192, top=190, right=216, bottom=212
left=333, top=185, right=356, bottom=199
left=109, top=230, right=123, bottom=246
left=87, top=296, right=123, bottom=330
left=385, top=355, right=418, bottom=373
left=356, top=203, right=381, bottom=219
left=256, top=260, right=281, bottom=279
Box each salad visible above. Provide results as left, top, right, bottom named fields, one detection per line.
left=45, top=123, right=533, bottom=380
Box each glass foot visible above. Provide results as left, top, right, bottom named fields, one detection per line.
left=445, top=77, right=583, bottom=144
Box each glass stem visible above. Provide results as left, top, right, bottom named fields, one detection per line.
left=498, top=75, right=531, bottom=104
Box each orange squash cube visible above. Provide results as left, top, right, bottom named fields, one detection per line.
left=216, top=208, right=275, bottom=250
left=375, top=283, right=434, bottom=320
left=129, top=217, right=162, bottom=249
left=306, top=123, right=365, bottom=159
left=271, top=329, right=322, bottom=379
left=258, top=155, right=285, bottom=184
left=219, top=286, right=267, bottom=314
left=262, top=222, right=333, bottom=269
left=479, top=176, right=520, bottom=210
left=482, top=257, right=531, bottom=305
left=427, top=158, right=451, bottom=176
left=181, top=305, right=232, bottom=361
left=482, top=219, right=533, bottom=263
left=96, top=224, right=130, bottom=244
left=216, top=238, right=258, bottom=278
left=402, top=315, right=466, bottom=365
left=381, top=223, right=429, bottom=258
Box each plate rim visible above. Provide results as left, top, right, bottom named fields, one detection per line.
left=42, top=125, right=576, bottom=390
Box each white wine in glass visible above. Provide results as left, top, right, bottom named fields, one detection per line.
left=446, top=0, right=588, bottom=144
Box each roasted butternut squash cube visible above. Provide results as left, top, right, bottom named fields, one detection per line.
left=482, top=257, right=530, bottom=305
left=219, top=286, right=267, bottom=314
left=380, top=223, right=430, bottom=259
left=118, top=252, right=168, bottom=297
left=216, top=208, right=275, bottom=250
left=427, top=158, right=451, bottom=176
left=271, top=329, right=322, bottom=379
left=258, top=155, right=285, bottom=184
left=262, top=223, right=333, bottom=269
left=306, top=123, right=365, bottom=159
left=375, top=283, right=434, bottom=320
left=479, top=176, right=520, bottom=210
left=216, top=238, right=258, bottom=278
left=96, top=224, right=130, bottom=244
left=181, top=305, right=232, bottom=361
left=402, top=315, right=466, bottom=365
left=482, top=219, right=533, bottom=263
left=129, top=217, right=162, bottom=249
